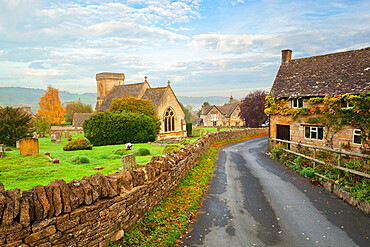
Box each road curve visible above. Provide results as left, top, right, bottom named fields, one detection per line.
left=179, top=136, right=370, bottom=247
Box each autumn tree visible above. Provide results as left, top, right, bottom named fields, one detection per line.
left=0, top=106, right=34, bottom=146
left=109, top=95, right=160, bottom=134
left=65, top=98, right=93, bottom=123
left=37, top=86, right=66, bottom=125
left=239, top=90, right=269, bottom=128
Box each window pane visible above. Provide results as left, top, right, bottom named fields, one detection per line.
left=305, top=127, right=310, bottom=138
left=293, top=99, right=298, bottom=108
left=172, top=117, right=175, bottom=131
left=164, top=118, right=167, bottom=132
left=318, top=128, right=323, bottom=140
left=354, top=135, right=361, bottom=144
left=311, top=127, right=317, bottom=139
left=298, top=98, right=303, bottom=108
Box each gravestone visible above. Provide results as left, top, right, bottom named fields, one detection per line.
left=16, top=141, right=20, bottom=149
left=19, top=138, right=39, bottom=156
left=55, top=135, right=61, bottom=144
left=33, top=132, right=38, bottom=138
left=0, top=144, right=4, bottom=158
left=50, top=134, right=56, bottom=142
left=65, top=131, right=71, bottom=139
left=119, top=154, right=136, bottom=171
left=39, top=132, right=45, bottom=138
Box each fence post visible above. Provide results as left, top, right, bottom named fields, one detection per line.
left=337, top=153, right=341, bottom=180
left=313, top=148, right=316, bottom=170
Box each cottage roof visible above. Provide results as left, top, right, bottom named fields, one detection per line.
left=202, top=104, right=238, bottom=118
left=142, top=87, right=167, bottom=107
left=271, top=47, right=370, bottom=97
left=98, top=83, right=145, bottom=112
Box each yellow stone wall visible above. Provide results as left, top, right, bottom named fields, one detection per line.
left=96, top=73, right=125, bottom=111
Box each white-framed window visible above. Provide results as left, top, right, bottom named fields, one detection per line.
left=293, top=98, right=303, bottom=108
left=212, top=121, right=217, bottom=126
left=211, top=114, right=217, bottom=121
left=353, top=129, right=361, bottom=144
left=341, top=99, right=354, bottom=109
left=305, top=126, right=324, bottom=140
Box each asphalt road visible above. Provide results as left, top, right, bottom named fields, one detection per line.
left=179, top=136, right=370, bottom=247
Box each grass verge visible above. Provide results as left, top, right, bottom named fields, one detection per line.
left=114, top=133, right=268, bottom=246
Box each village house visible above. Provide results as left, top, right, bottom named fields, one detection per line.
left=268, top=47, right=370, bottom=153
left=199, top=96, right=244, bottom=127
left=94, top=72, right=186, bottom=140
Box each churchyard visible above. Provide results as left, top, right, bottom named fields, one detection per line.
left=0, top=127, right=227, bottom=191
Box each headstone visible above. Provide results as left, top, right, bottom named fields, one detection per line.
left=16, top=141, right=20, bottom=149
left=39, top=132, right=45, bottom=138
left=65, top=132, right=71, bottom=139
left=55, top=135, right=61, bottom=144
left=0, top=144, right=4, bottom=158
left=50, top=134, right=56, bottom=142
left=33, top=132, right=38, bottom=138
left=19, top=138, right=39, bottom=156
left=119, top=154, right=136, bottom=171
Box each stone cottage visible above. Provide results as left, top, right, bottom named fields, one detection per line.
left=95, top=72, right=186, bottom=140
left=199, top=96, right=244, bottom=127
left=268, top=47, right=370, bottom=153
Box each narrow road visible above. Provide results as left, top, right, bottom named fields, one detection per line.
left=180, top=137, right=370, bottom=247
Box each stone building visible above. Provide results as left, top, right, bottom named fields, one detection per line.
left=269, top=47, right=370, bottom=153
left=199, top=96, right=244, bottom=127
left=95, top=72, right=186, bottom=140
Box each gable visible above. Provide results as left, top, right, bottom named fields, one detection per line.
left=271, top=47, right=370, bottom=97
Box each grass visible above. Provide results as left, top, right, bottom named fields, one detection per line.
left=114, top=133, right=268, bottom=247
left=0, top=133, right=167, bottom=191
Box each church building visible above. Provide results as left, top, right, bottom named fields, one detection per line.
left=95, top=72, right=187, bottom=140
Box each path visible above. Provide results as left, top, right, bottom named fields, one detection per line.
left=179, top=136, right=370, bottom=247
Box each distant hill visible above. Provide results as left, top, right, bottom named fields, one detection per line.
left=0, top=87, right=97, bottom=113
left=0, top=87, right=233, bottom=113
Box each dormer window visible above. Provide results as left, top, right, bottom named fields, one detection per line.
left=293, top=98, right=303, bottom=108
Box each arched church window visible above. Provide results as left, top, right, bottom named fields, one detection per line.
left=164, top=107, right=175, bottom=132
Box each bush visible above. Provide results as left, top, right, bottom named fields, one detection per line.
left=300, top=167, right=315, bottom=178
left=63, top=138, right=93, bottom=151
left=181, top=139, right=190, bottom=146
left=186, top=123, right=192, bottom=136
left=162, top=144, right=181, bottom=155
left=134, top=148, right=150, bottom=156
left=83, top=111, right=157, bottom=146
left=114, top=149, right=129, bottom=156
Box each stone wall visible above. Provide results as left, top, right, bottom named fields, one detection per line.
left=0, top=128, right=268, bottom=247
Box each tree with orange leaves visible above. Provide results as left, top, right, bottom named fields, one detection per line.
left=38, top=86, right=66, bottom=125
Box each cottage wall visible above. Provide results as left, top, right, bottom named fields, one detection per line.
left=0, top=128, right=268, bottom=247
left=229, top=106, right=242, bottom=127
left=270, top=114, right=362, bottom=153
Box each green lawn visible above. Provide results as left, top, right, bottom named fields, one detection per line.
left=0, top=127, right=230, bottom=191
left=0, top=133, right=168, bottom=191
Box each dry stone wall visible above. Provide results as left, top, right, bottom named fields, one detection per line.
left=0, top=128, right=267, bottom=247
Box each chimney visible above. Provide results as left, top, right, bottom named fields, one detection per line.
left=230, top=95, right=234, bottom=104
left=281, top=49, right=292, bottom=64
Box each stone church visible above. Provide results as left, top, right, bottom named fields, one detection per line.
left=95, top=72, right=187, bottom=140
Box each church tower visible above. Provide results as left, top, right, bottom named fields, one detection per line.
left=95, top=72, right=125, bottom=111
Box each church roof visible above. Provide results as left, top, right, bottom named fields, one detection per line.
left=98, top=83, right=145, bottom=112
left=271, top=47, right=370, bottom=97
left=142, top=87, right=167, bottom=107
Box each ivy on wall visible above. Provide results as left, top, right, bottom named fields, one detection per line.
left=265, top=92, right=370, bottom=153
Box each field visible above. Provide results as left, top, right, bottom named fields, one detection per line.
left=0, top=127, right=228, bottom=191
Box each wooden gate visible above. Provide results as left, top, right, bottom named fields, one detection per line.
left=276, top=124, right=290, bottom=141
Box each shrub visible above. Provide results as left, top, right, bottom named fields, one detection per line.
left=181, top=139, right=190, bottom=146
left=134, top=148, right=150, bottom=156
left=300, top=167, right=315, bottom=178
left=186, top=123, right=192, bottom=136
left=63, top=138, right=93, bottom=151
left=115, top=149, right=129, bottom=156
left=83, top=111, right=157, bottom=146
left=162, top=144, right=181, bottom=154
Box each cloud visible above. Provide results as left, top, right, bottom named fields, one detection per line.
left=25, top=68, right=65, bottom=76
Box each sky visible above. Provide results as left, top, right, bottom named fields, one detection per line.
left=0, top=0, right=369, bottom=98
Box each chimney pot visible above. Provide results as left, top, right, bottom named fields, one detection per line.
left=281, top=49, right=292, bottom=64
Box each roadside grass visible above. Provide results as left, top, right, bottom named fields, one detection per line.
left=0, top=133, right=167, bottom=191
left=115, top=133, right=268, bottom=247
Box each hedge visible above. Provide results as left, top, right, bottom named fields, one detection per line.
left=63, top=138, right=93, bottom=151
left=83, top=111, right=157, bottom=146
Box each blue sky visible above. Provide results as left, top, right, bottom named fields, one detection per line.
left=0, top=0, right=369, bottom=98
